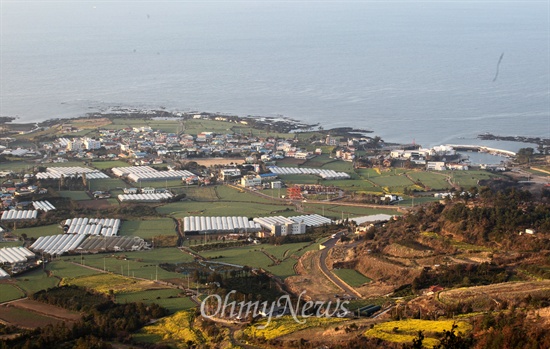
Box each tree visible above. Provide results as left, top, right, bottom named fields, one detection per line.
left=432, top=323, right=474, bottom=349
left=516, top=147, right=534, bottom=164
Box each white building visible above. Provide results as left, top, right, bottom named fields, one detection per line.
left=220, top=168, right=241, bottom=181
left=84, top=138, right=101, bottom=150
left=66, top=139, right=83, bottom=151
left=241, top=176, right=262, bottom=187
left=271, top=181, right=283, bottom=189
left=427, top=161, right=446, bottom=171
left=253, top=216, right=306, bottom=236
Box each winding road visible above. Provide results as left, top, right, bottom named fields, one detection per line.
left=318, top=232, right=362, bottom=298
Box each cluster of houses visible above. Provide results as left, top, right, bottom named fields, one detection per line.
left=0, top=183, right=47, bottom=209
left=390, top=145, right=473, bottom=170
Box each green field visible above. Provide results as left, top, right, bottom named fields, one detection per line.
left=0, top=160, right=31, bottom=173
left=62, top=248, right=194, bottom=281
left=116, top=289, right=196, bottom=313
left=15, top=267, right=59, bottom=294
left=216, top=185, right=283, bottom=204
left=199, top=242, right=318, bottom=279
left=58, top=190, right=90, bottom=201
left=273, top=174, right=321, bottom=185
left=445, top=170, right=500, bottom=188
left=322, top=178, right=379, bottom=192
left=91, top=160, right=130, bottom=169
left=109, top=118, right=237, bottom=135
left=135, top=179, right=185, bottom=190
left=45, top=161, right=93, bottom=168
left=302, top=203, right=400, bottom=220
left=0, top=241, right=23, bottom=248
left=61, top=273, right=159, bottom=294
left=88, top=178, right=128, bottom=191
left=119, top=218, right=176, bottom=239
left=332, top=268, right=372, bottom=287
left=46, top=260, right=102, bottom=279
left=14, top=224, right=61, bottom=239
left=407, top=171, right=451, bottom=190
left=183, top=186, right=220, bottom=201
left=0, top=284, right=26, bottom=303
left=399, top=196, right=441, bottom=206
left=370, top=174, right=415, bottom=188
left=157, top=200, right=294, bottom=219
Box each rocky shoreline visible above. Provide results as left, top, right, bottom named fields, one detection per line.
left=478, top=133, right=549, bottom=147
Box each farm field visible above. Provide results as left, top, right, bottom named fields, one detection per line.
left=157, top=200, right=294, bottom=219
left=231, top=125, right=292, bottom=139
left=242, top=315, right=347, bottom=341
left=88, top=178, right=127, bottom=191
left=399, top=196, right=441, bottom=206
left=322, top=178, right=379, bottom=192
left=135, top=179, right=185, bottom=190
left=445, top=170, right=500, bottom=188
left=119, top=218, right=175, bottom=239
left=332, top=268, right=372, bottom=288
left=274, top=174, right=321, bottom=185
left=45, top=260, right=102, bottom=279
left=91, top=160, right=130, bottom=169
left=438, top=280, right=550, bottom=310
left=9, top=299, right=81, bottom=321
left=0, top=241, right=23, bottom=248
left=0, top=284, right=25, bottom=303
left=15, top=268, right=59, bottom=294
left=216, top=185, right=285, bottom=204
left=0, top=160, right=30, bottom=173
left=199, top=242, right=318, bottom=279
left=14, top=224, right=61, bottom=239
left=364, top=319, right=472, bottom=347
left=61, top=273, right=167, bottom=294
left=58, top=190, right=90, bottom=201
left=137, top=310, right=206, bottom=348
left=62, top=248, right=194, bottom=281
left=116, top=289, right=195, bottom=313
left=44, top=161, right=93, bottom=168
left=0, top=305, right=69, bottom=328
left=183, top=186, right=219, bottom=201
left=302, top=203, right=400, bottom=220
left=407, top=171, right=451, bottom=190
left=369, top=174, right=415, bottom=188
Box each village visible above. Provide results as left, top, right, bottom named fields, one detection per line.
left=1, top=113, right=548, bottom=349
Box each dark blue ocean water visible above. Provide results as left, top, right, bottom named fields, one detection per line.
left=1, top=1, right=548, bottom=150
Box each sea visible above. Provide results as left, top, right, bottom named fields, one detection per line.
left=1, top=1, right=548, bottom=154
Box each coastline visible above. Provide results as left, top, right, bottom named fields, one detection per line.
left=0, top=107, right=545, bottom=154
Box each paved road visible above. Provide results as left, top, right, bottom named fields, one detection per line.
left=511, top=167, right=550, bottom=184
left=225, top=183, right=405, bottom=212
left=318, top=232, right=361, bottom=298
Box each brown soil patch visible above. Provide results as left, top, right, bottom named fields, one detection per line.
left=439, top=280, right=550, bottom=311
left=383, top=243, right=434, bottom=259
left=285, top=250, right=340, bottom=301
left=11, top=299, right=81, bottom=321
left=0, top=303, right=74, bottom=329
